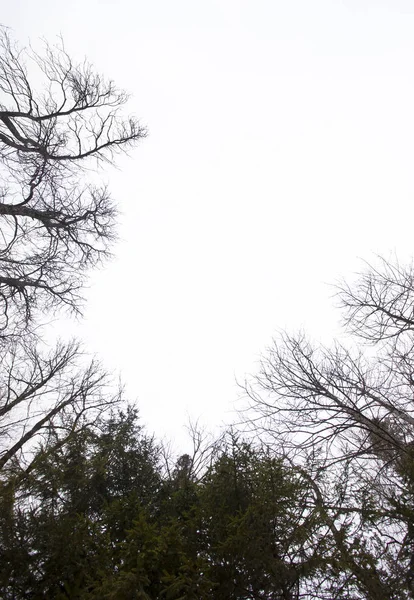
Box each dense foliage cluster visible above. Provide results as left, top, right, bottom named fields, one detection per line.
left=1, top=28, right=414, bottom=599
left=0, top=409, right=326, bottom=599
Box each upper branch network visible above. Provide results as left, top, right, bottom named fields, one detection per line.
left=0, top=29, right=147, bottom=337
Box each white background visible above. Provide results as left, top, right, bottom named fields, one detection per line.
left=3, top=1, right=414, bottom=449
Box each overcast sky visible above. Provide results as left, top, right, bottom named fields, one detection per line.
left=3, top=1, right=414, bottom=447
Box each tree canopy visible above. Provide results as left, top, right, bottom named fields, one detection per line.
left=1, top=27, right=414, bottom=600
left=0, top=27, right=146, bottom=337
left=0, top=26, right=144, bottom=492
left=245, top=256, right=414, bottom=598
left=0, top=409, right=325, bottom=599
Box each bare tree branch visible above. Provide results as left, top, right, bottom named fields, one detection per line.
left=0, top=28, right=146, bottom=337
left=0, top=337, right=120, bottom=473
left=244, top=256, right=414, bottom=594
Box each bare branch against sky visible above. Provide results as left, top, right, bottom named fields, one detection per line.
left=2, top=1, right=414, bottom=444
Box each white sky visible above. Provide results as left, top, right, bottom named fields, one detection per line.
left=3, top=1, right=414, bottom=448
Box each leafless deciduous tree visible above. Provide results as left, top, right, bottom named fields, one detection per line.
left=0, top=337, right=121, bottom=480
left=0, top=28, right=146, bottom=336
left=244, top=256, right=414, bottom=597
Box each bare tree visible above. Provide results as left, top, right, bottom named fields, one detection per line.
left=0, top=28, right=146, bottom=336
left=244, top=257, right=414, bottom=597
left=338, top=255, right=414, bottom=343
left=0, top=337, right=121, bottom=478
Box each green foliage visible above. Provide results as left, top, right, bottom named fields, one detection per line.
left=0, top=411, right=323, bottom=599
left=196, top=437, right=324, bottom=599
left=0, top=408, right=160, bottom=599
